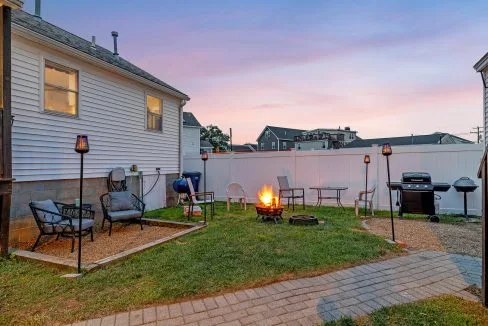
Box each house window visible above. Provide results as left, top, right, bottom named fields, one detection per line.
left=260, top=143, right=264, bottom=150
left=265, top=130, right=270, bottom=138
left=147, top=95, right=162, bottom=131
left=272, top=142, right=276, bottom=150
left=282, top=142, right=287, bottom=150
left=44, top=60, right=78, bottom=115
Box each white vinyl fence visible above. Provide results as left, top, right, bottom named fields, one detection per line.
left=184, top=144, right=484, bottom=215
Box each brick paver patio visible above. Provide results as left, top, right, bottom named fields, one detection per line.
left=69, top=251, right=481, bottom=326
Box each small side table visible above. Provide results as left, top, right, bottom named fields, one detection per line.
left=62, top=203, right=93, bottom=218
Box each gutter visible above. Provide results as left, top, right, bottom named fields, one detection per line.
left=12, top=24, right=190, bottom=101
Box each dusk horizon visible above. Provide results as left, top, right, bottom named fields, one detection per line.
left=23, top=0, right=488, bottom=144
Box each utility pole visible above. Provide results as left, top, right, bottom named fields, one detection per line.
left=471, top=126, right=484, bottom=144
left=229, top=128, right=232, bottom=152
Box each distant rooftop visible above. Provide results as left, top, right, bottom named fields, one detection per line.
left=345, top=133, right=473, bottom=148
left=183, top=112, right=201, bottom=127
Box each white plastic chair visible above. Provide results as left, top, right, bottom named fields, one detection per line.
left=355, top=187, right=376, bottom=217
left=226, top=183, right=247, bottom=211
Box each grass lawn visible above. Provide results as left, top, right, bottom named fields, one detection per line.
left=325, top=295, right=488, bottom=326
left=0, top=202, right=401, bottom=325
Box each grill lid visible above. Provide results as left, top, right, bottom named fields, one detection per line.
left=402, top=172, right=431, bottom=184
left=453, top=177, right=478, bottom=192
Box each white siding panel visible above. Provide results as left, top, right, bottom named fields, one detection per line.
left=182, top=126, right=200, bottom=155
left=11, top=37, right=182, bottom=182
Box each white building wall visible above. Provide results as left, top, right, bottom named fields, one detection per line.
left=182, top=126, right=201, bottom=155
left=11, top=35, right=181, bottom=182
left=184, top=144, right=484, bottom=215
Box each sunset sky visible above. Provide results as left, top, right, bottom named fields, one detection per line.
left=24, top=0, right=488, bottom=143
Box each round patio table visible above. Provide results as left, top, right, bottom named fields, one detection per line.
left=309, top=186, right=348, bottom=209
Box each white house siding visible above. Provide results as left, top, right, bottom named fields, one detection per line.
left=484, top=71, right=488, bottom=144
left=11, top=35, right=181, bottom=182
left=182, top=126, right=200, bottom=155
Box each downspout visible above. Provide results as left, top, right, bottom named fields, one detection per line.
left=178, top=99, right=187, bottom=175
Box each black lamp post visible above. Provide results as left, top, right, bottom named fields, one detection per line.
left=201, top=151, right=208, bottom=224
left=74, top=135, right=89, bottom=273
left=382, top=143, right=395, bottom=242
left=363, top=155, right=370, bottom=218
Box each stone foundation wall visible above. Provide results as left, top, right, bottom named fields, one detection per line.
left=9, top=175, right=142, bottom=244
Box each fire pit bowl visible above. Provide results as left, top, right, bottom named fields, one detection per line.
left=289, top=215, right=318, bottom=226
left=256, top=204, right=284, bottom=224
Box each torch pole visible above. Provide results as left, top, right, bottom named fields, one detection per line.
left=203, top=160, right=207, bottom=224
left=77, top=153, right=83, bottom=273
left=364, top=163, right=368, bottom=218
left=386, top=156, right=395, bottom=242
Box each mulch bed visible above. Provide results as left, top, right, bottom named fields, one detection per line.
left=365, top=217, right=481, bottom=257
left=15, top=223, right=184, bottom=263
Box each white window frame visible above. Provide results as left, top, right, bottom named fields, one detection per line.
left=271, top=141, right=276, bottom=150
left=260, top=143, right=264, bottom=150
left=265, top=130, right=271, bottom=139
left=41, top=58, right=79, bottom=118
left=282, top=141, right=287, bottom=150
left=145, top=92, right=163, bottom=132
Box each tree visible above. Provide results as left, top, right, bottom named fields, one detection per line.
left=201, top=125, right=230, bottom=151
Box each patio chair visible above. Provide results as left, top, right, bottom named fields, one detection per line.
left=29, top=200, right=95, bottom=252
left=100, top=191, right=145, bottom=236
left=277, top=176, right=305, bottom=210
left=186, top=177, right=215, bottom=219
left=226, top=183, right=247, bottom=211
left=354, top=187, right=376, bottom=217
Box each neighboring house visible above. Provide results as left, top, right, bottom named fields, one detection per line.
left=256, top=126, right=305, bottom=151
left=200, top=140, right=213, bottom=154
left=474, top=52, right=488, bottom=144
left=232, top=143, right=257, bottom=153
left=182, top=112, right=202, bottom=155
left=8, top=8, right=190, bottom=240
left=295, top=127, right=357, bottom=150
left=345, top=133, right=472, bottom=148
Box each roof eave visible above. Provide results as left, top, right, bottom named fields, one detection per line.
left=474, top=52, right=488, bottom=72
left=12, top=24, right=190, bottom=101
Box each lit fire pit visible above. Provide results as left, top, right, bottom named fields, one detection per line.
left=256, top=185, right=284, bottom=224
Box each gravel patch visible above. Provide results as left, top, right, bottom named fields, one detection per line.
left=427, top=222, right=481, bottom=257
left=16, top=223, right=185, bottom=263
left=365, top=218, right=481, bottom=257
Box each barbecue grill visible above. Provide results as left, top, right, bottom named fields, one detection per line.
left=453, top=177, right=478, bottom=219
left=388, top=172, right=451, bottom=222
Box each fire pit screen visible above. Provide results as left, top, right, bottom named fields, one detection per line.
left=256, top=185, right=284, bottom=223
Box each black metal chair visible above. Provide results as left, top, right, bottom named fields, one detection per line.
left=29, top=200, right=95, bottom=252
left=277, top=176, right=305, bottom=210
left=186, top=177, right=215, bottom=220
left=100, top=192, right=145, bottom=236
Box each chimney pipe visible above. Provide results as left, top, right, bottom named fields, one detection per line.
left=34, top=0, right=41, bottom=19
left=111, top=31, right=119, bottom=56
left=91, top=36, right=96, bottom=49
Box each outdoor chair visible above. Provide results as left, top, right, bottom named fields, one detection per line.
left=226, top=183, right=247, bottom=211
left=277, top=176, right=305, bottom=210
left=354, top=187, right=376, bottom=217
left=100, top=191, right=145, bottom=236
left=186, top=177, right=215, bottom=219
left=29, top=200, right=95, bottom=252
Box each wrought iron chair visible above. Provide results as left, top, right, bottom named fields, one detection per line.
left=29, top=200, right=95, bottom=252
left=186, top=177, right=215, bottom=219
left=226, top=183, right=247, bottom=211
left=277, top=176, right=305, bottom=210
left=354, top=187, right=376, bottom=217
left=100, top=192, right=145, bottom=236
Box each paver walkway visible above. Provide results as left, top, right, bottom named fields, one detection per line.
left=69, top=251, right=481, bottom=326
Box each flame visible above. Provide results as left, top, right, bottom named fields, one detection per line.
left=258, top=184, right=279, bottom=207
